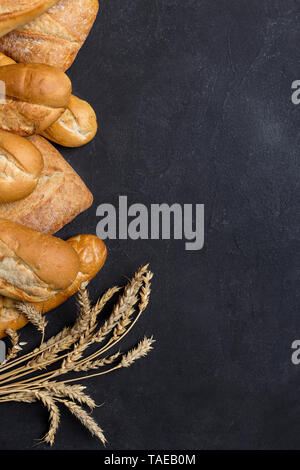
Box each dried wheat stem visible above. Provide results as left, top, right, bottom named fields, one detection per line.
left=74, top=271, right=153, bottom=368
left=0, top=264, right=154, bottom=447
left=73, top=352, right=121, bottom=372
left=121, top=336, right=155, bottom=367
left=42, top=382, right=96, bottom=409
left=0, top=284, right=116, bottom=375
left=92, top=265, right=148, bottom=345
left=34, top=391, right=60, bottom=446
left=5, top=329, right=21, bottom=363
left=62, top=400, right=107, bottom=445
left=62, top=336, right=154, bottom=385
left=17, top=304, right=47, bottom=339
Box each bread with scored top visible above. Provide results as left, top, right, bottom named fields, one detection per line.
left=0, top=63, right=72, bottom=136
left=0, top=135, right=93, bottom=234
left=0, top=1, right=60, bottom=38
left=41, top=94, right=98, bottom=147
left=0, top=129, right=44, bottom=203
left=0, top=218, right=80, bottom=303
left=0, top=0, right=99, bottom=71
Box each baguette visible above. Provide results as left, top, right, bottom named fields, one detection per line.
left=0, top=129, right=44, bottom=202
left=0, top=136, right=93, bottom=234
left=0, top=0, right=99, bottom=71
left=0, top=234, right=107, bottom=338
left=0, top=219, right=79, bottom=303
left=0, top=1, right=60, bottom=38
left=0, top=63, right=71, bottom=136
left=41, top=94, right=98, bottom=147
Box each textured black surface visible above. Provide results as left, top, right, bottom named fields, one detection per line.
left=1, top=0, right=300, bottom=450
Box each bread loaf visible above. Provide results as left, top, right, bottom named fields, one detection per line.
left=0, top=219, right=80, bottom=303
left=0, top=136, right=93, bottom=234
left=0, top=53, right=96, bottom=147
left=0, top=130, right=43, bottom=203
left=0, top=234, right=107, bottom=338
left=0, top=0, right=99, bottom=71
left=0, top=1, right=60, bottom=37
left=0, top=63, right=71, bottom=136
left=41, top=94, right=98, bottom=147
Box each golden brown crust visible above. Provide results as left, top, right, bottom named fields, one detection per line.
left=0, top=55, right=95, bottom=146
left=0, top=218, right=80, bottom=302
left=0, top=136, right=93, bottom=234
left=0, top=1, right=60, bottom=37
left=41, top=94, right=98, bottom=147
left=0, top=234, right=107, bottom=338
left=0, top=63, right=72, bottom=107
left=0, top=0, right=99, bottom=71
left=0, top=129, right=44, bottom=202
left=0, top=63, right=71, bottom=136
left=0, top=52, right=15, bottom=66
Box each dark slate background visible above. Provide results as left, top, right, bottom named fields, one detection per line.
left=1, top=0, right=300, bottom=450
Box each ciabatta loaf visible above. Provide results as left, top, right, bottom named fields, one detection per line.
left=0, top=1, right=60, bottom=37
left=0, top=63, right=72, bottom=136
left=0, top=219, right=79, bottom=302
left=0, top=0, right=99, bottom=71
left=0, top=136, right=93, bottom=233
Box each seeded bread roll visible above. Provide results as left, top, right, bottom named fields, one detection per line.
left=0, top=219, right=79, bottom=302
left=0, top=63, right=71, bottom=136
left=0, top=234, right=107, bottom=338
left=0, top=0, right=99, bottom=71
left=0, top=130, right=44, bottom=203
left=41, top=95, right=98, bottom=147
left=0, top=1, right=60, bottom=38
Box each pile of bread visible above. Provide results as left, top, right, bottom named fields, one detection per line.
left=0, top=0, right=106, bottom=339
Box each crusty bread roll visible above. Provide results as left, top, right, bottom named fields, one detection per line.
left=0, top=130, right=44, bottom=203
left=0, top=63, right=71, bottom=136
left=0, top=53, right=96, bottom=147
left=0, top=219, right=80, bottom=303
left=0, top=136, right=93, bottom=234
left=0, top=1, right=60, bottom=38
left=41, top=94, right=98, bottom=147
left=0, top=0, right=99, bottom=71
left=0, top=234, right=107, bottom=338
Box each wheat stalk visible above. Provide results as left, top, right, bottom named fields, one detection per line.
left=43, top=382, right=96, bottom=409
left=34, top=391, right=60, bottom=446
left=17, top=304, right=47, bottom=341
left=0, top=264, right=155, bottom=447
left=73, top=351, right=121, bottom=372
left=120, top=336, right=155, bottom=368
left=5, top=329, right=22, bottom=363
left=0, top=391, right=36, bottom=403
left=63, top=400, right=107, bottom=445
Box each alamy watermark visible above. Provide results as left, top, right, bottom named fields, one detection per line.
left=0, top=340, right=5, bottom=364
left=96, top=196, right=204, bottom=251
left=291, top=80, right=300, bottom=105
left=0, top=81, right=5, bottom=105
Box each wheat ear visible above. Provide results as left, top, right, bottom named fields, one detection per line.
left=5, top=329, right=22, bottom=363
left=63, top=400, right=107, bottom=445
left=34, top=391, right=60, bottom=446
